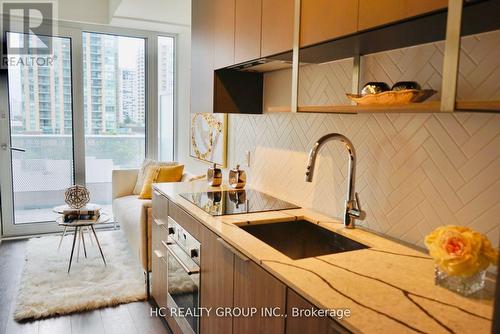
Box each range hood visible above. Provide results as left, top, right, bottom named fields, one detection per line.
left=226, top=51, right=293, bottom=72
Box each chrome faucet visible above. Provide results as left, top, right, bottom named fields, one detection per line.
left=305, top=133, right=365, bottom=229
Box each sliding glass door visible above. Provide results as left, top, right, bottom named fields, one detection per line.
left=0, top=32, right=76, bottom=235
left=0, top=24, right=168, bottom=237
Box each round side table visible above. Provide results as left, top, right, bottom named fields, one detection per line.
left=53, top=205, right=109, bottom=274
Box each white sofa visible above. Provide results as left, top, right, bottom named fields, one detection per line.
left=112, top=168, right=194, bottom=272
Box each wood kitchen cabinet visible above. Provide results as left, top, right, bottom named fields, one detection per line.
left=286, top=289, right=349, bottom=334
left=233, top=254, right=287, bottom=333
left=191, top=0, right=214, bottom=113
left=214, top=0, right=235, bottom=69
left=151, top=217, right=168, bottom=308
left=165, top=199, right=286, bottom=333
left=300, top=0, right=358, bottom=47
left=151, top=190, right=169, bottom=310
left=234, top=0, right=262, bottom=63
left=358, top=0, right=447, bottom=31
left=199, top=227, right=235, bottom=334
left=261, top=0, right=295, bottom=56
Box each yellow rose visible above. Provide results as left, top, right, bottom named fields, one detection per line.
left=424, top=225, right=498, bottom=277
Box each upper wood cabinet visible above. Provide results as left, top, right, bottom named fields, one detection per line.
left=358, top=0, right=447, bottom=31
left=300, top=0, right=359, bottom=47
left=261, top=0, right=295, bottom=56
left=214, top=0, right=235, bottom=69
left=234, top=0, right=262, bottom=63
left=405, top=0, right=448, bottom=19
left=191, top=0, right=214, bottom=113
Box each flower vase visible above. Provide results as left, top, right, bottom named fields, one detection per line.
left=434, top=266, right=486, bottom=296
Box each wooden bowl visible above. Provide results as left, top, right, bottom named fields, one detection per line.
left=346, top=89, right=437, bottom=106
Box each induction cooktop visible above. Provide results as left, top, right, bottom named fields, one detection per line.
left=180, top=189, right=300, bottom=216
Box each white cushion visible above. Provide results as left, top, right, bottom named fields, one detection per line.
left=132, top=159, right=178, bottom=195
left=112, top=195, right=151, bottom=263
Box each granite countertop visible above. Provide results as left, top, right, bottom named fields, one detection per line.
left=153, top=180, right=495, bottom=334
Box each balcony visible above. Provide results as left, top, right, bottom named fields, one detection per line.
left=10, top=134, right=145, bottom=224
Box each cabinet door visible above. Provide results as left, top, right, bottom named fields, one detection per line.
left=358, top=0, right=447, bottom=31
left=191, top=0, right=214, bottom=113
left=152, top=189, right=168, bottom=224
left=404, top=0, right=447, bottom=19
left=261, top=0, right=294, bottom=57
left=200, top=228, right=235, bottom=334
left=358, top=0, right=404, bottom=31
left=233, top=256, right=286, bottom=334
left=214, top=0, right=235, bottom=69
left=286, top=289, right=349, bottom=334
left=300, top=0, right=358, bottom=47
left=151, top=217, right=168, bottom=309
left=234, top=0, right=262, bottom=63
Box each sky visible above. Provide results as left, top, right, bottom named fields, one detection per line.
left=117, top=36, right=145, bottom=70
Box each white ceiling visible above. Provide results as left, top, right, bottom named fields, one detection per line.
left=112, top=0, right=191, bottom=26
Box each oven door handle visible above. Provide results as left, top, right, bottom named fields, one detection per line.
left=162, top=240, right=200, bottom=275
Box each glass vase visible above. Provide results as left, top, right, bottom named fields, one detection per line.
left=434, top=266, right=486, bottom=296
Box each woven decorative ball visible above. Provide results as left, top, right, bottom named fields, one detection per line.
left=64, top=185, right=90, bottom=209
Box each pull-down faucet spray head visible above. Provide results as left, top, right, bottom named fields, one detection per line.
left=305, top=143, right=320, bottom=182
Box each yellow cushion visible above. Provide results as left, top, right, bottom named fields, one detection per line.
left=138, top=165, right=185, bottom=199
left=138, top=166, right=160, bottom=199
left=156, top=165, right=184, bottom=183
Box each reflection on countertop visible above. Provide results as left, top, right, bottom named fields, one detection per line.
left=180, top=189, right=300, bottom=216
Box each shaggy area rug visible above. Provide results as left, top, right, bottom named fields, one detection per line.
left=14, top=230, right=147, bottom=321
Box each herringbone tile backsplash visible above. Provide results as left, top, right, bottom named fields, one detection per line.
left=224, top=31, right=500, bottom=249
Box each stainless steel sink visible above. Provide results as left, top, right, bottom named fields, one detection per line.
left=239, top=220, right=369, bottom=260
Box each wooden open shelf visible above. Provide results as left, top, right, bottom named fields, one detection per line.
left=264, top=101, right=500, bottom=114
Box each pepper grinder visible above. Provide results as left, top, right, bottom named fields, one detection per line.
left=228, top=164, right=246, bottom=189
left=206, top=163, right=222, bottom=187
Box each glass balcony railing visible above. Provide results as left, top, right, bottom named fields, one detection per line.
left=11, top=134, right=145, bottom=223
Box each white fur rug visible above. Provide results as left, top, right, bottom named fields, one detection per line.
left=14, top=230, right=147, bottom=321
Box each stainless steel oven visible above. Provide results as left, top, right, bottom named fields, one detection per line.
left=165, top=217, right=201, bottom=334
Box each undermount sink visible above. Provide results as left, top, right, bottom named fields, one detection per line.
left=239, top=220, right=369, bottom=260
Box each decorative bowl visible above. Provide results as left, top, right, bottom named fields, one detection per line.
left=346, top=89, right=437, bottom=106
left=391, top=81, right=421, bottom=91
left=360, top=82, right=390, bottom=96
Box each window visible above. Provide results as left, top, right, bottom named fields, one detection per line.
left=2, top=26, right=175, bottom=236
left=158, top=36, right=175, bottom=161
left=82, top=32, right=146, bottom=212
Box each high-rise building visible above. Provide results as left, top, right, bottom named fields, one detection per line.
left=119, top=69, right=138, bottom=125
left=158, top=38, right=174, bottom=96
left=136, top=50, right=145, bottom=124
left=13, top=35, right=72, bottom=135
left=13, top=33, right=153, bottom=136
left=82, top=33, right=120, bottom=135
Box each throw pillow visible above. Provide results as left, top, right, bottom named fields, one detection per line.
left=138, top=166, right=161, bottom=199
left=133, top=159, right=178, bottom=195
left=156, top=165, right=185, bottom=183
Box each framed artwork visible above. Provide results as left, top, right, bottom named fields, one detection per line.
left=190, top=113, right=228, bottom=167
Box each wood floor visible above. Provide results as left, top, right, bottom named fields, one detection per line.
left=0, top=239, right=170, bottom=334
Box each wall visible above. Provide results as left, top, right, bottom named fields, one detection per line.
left=57, top=0, right=109, bottom=24
left=178, top=30, right=500, bottom=249
left=112, top=0, right=191, bottom=28
left=228, top=112, right=500, bottom=249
